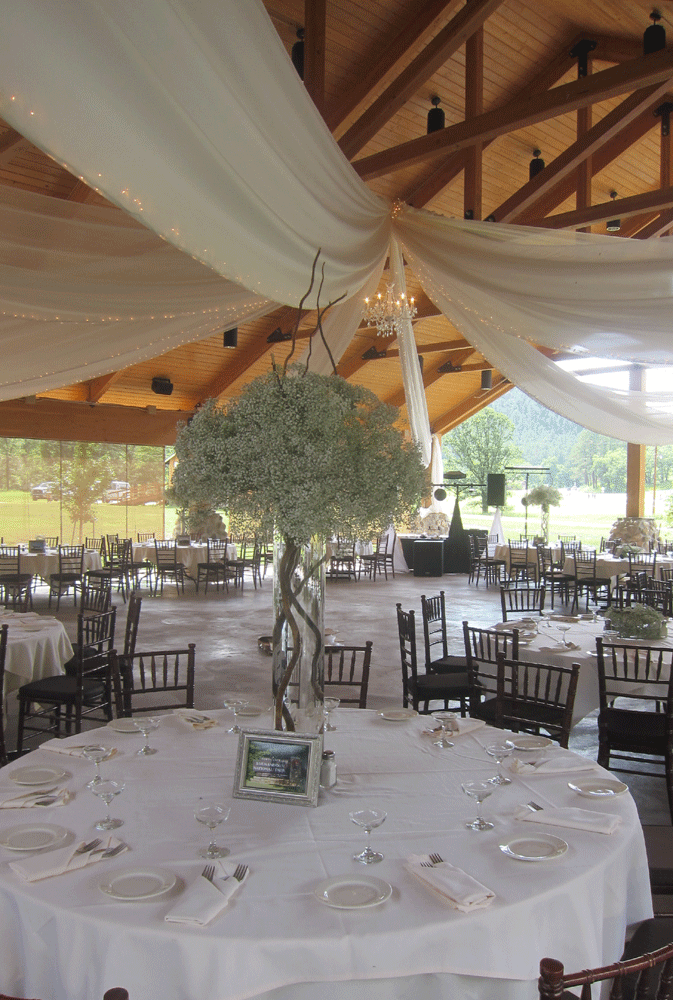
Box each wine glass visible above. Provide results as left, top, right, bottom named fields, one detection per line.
left=349, top=808, right=387, bottom=864
left=323, top=696, right=340, bottom=732
left=194, top=799, right=231, bottom=859
left=81, top=744, right=114, bottom=787
left=557, top=623, right=572, bottom=647
left=432, top=712, right=456, bottom=749
left=91, top=778, right=125, bottom=830
left=461, top=780, right=495, bottom=831
left=133, top=716, right=160, bottom=755
left=484, top=741, right=514, bottom=785
left=224, top=697, right=249, bottom=734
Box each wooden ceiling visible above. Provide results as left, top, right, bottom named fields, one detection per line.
left=1, top=0, right=672, bottom=445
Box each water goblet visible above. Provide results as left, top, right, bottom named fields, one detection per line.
left=461, top=780, right=495, bottom=831
left=557, top=623, right=572, bottom=647
left=323, top=696, right=340, bottom=732
left=349, top=808, right=387, bottom=864
left=195, top=799, right=231, bottom=859
left=91, top=777, right=125, bottom=830
left=82, top=744, right=114, bottom=788
left=133, top=716, right=160, bottom=755
left=432, top=712, right=456, bottom=749
left=484, top=741, right=514, bottom=785
left=224, top=697, right=249, bottom=734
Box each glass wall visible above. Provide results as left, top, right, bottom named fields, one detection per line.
left=0, top=440, right=167, bottom=544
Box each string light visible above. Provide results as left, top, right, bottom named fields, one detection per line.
left=363, top=283, right=417, bottom=338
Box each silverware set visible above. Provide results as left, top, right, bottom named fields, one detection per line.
left=201, top=863, right=248, bottom=883
left=73, top=838, right=128, bottom=858
left=420, top=853, right=444, bottom=867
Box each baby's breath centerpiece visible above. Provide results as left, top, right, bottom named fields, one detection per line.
left=604, top=604, right=666, bottom=640
left=521, top=484, right=562, bottom=544
left=171, top=363, right=425, bottom=731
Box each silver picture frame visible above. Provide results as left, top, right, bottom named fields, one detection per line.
left=233, top=729, right=323, bottom=807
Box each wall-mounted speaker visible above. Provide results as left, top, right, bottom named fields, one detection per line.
left=486, top=473, right=505, bottom=507
left=223, top=328, right=238, bottom=348
left=151, top=376, right=173, bottom=396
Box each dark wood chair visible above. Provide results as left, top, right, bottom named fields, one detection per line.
left=463, top=621, right=519, bottom=722
left=420, top=590, right=469, bottom=676
left=537, top=546, right=571, bottom=610
left=396, top=605, right=470, bottom=714
left=507, top=539, right=535, bottom=583
left=153, top=540, right=186, bottom=596
left=0, top=546, right=33, bottom=611
left=86, top=538, right=133, bottom=602
left=48, top=544, right=84, bottom=608
left=495, top=652, right=579, bottom=748
left=42, top=536, right=59, bottom=549
left=642, top=580, right=673, bottom=617
left=114, top=643, right=195, bottom=716
left=470, top=534, right=505, bottom=588
left=196, top=538, right=230, bottom=593
left=596, top=636, right=673, bottom=822
left=0, top=624, right=8, bottom=766
left=81, top=573, right=112, bottom=613
left=571, top=549, right=612, bottom=612
left=324, top=642, right=372, bottom=707
left=376, top=529, right=396, bottom=579
left=328, top=538, right=358, bottom=581
left=85, top=536, right=106, bottom=558
left=17, top=608, right=117, bottom=752
left=500, top=585, right=546, bottom=620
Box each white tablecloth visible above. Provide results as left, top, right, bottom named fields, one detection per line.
left=133, top=543, right=237, bottom=580
left=0, top=709, right=651, bottom=1000
left=19, top=548, right=102, bottom=581
left=0, top=610, right=72, bottom=695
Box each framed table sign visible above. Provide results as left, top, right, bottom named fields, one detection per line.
left=233, top=730, right=322, bottom=806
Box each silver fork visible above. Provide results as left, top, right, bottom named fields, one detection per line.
left=229, top=863, right=248, bottom=882
left=74, top=838, right=102, bottom=854
left=429, top=853, right=444, bottom=865
left=202, top=865, right=215, bottom=882
left=91, top=842, right=128, bottom=859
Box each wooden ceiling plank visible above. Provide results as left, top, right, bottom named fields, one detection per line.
left=304, top=0, right=326, bottom=114
left=0, top=128, right=24, bottom=165
left=495, top=85, right=667, bottom=223
left=353, top=48, right=673, bottom=180
left=324, top=0, right=458, bottom=132
left=338, top=0, right=506, bottom=160
left=532, top=184, right=673, bottom=229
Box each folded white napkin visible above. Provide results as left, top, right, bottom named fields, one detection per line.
left=41, top=739, right=118, bottom=759
left=509, top=752, right=597, bottom=775
left=422, top=718, right=485, bottom=738
left=173, top=709, right=219, bottom=731
left=405, top=855, right=494, bottom=912
left=0, top=787, right=71, bottom=808
left=514, top=804, right=621, bottom=835
left=165, top=861, right=249, bottom=926
left=9, top=835, right=123, bottom=882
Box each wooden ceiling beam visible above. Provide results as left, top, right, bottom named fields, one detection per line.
left=303, top=0, right=326, bottom=114
left=0, top=397, right=186, bottom=446
left=65, top=179, right=96, bottom=203
left=633, top=208, right=673, bottom=238
left=354, top=48, right=673, bottom=180
left=464, top=26, right=484, bottom=221
left=495, top=85, right=668, bottom=223
left=532, top=185, right=673, bottom=229
left=324, top=0, right=457, bottom=133
left=431, top=378, right=511, bottom=435
left=0, top=127, right=23, bottom=165
left=338, top=0, right=505, bottom=161
left=86, top=371, right=124, bottom=403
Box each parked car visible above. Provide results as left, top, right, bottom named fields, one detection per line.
left=104, top=480, right=131, bottom=502
left=30, top=481, right=58, bottom=500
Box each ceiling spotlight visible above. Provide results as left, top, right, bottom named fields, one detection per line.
left=529, top=149, right=545, bottom=180
left=481, top=369, right=493, bottom=391
left=644, top=10, right=665, bottom=55
left=427, top=96, right=445, bottom=134
left=606, top=191, right=621, bottom=233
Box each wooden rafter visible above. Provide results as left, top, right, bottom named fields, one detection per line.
left=86, top=371, right=124, bottom=403
left=532, top=185, right=673, bottom=230
left=633, top=209, right=673, bottom=238
left=303, top=0, right=326, bottom=114
left=431, top=378, right=511, bottom=435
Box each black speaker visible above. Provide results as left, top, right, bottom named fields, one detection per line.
left=151, top=377, right=173, bottom=396
left=486, top=473, right=505, bottom=507
left=413, top=540, right=444, bottom=577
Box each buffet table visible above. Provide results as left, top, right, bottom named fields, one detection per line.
left=0, top=708, right=651, bottom=1000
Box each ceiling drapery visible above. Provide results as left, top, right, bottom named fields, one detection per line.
left=0, top=0, right=672, bottom=444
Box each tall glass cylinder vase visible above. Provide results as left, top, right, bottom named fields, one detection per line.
left=272, top=534, right=325, bottom=732
left=540, top=506, right=550, bottom=544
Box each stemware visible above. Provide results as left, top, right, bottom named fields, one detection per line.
left=484, top=741, right=514, bottom=785
left=557, top=623, right=572, bottom=647
left=349, top=808, right=387, bottom=864
left=432, top=712, right=457, bottom=749
left=461, top=780, right=495, bottom=831
left=323, top=696, right=340, bottom=732
left=133, top=716, right=160, bottom=755
left=194, top=799, right=231, bottom=859
left=81, top=744, right=114, bottom=787
left=91, top=778, right=125, bottom=830
left=224, top=697, right=249, bottom=734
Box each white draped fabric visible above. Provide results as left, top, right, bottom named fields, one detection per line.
left=0, top=0, right=672, bottom=445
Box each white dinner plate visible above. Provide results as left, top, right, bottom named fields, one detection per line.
left=568, top=778, right=628, bottom=798
left=508, top=736, right=553, bottom=752
left=0, top=823, right=70, bottom=851
left=378, top=708, right=418, bottom=721
left=106, top=718, right=141, bottom=733
left=313, top=874, right=392, bottom=909
left=9, top=765, right=69, bottom=785
left=99, top=867, right=177, bottom=900
left=499, top=835, right=568, bottom=861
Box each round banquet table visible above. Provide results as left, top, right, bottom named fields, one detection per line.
left=0, top=610, right=72, bottom=696
left=0, top=709, right=652, bottom=1000
left=132, top=542, right=237, bottom=580
left=19, top=547, right=102, bottom=581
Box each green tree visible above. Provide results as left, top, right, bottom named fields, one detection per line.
left=60, top=443, right=113, bottom=542
left=443, top=410, right=521, bottom=512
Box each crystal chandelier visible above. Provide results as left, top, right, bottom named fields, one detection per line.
left=363, top=284, right=417, bottom=338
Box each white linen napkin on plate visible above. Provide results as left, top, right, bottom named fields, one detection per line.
left=0, top=787, right=71, bottom=808
left=405, top=855, right=495, bottom=912
left=173, top=709, right=219, bottom=730
left=514, top=804, right=621, bottom=834
left=422, top=718, right=486, bottom=738
left=509, top=752, right=597, bottom=775
left=9, top=836, right=123, bottom=882
left=41, top=739, right=118, bottom=759
left=165, top=861, right=249, bottom=926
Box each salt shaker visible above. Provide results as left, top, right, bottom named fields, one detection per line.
left=320, top=749, right=337, bottom=788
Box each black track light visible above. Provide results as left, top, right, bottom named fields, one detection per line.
left=427, top=96, right=445, bottom=134
left=644, top=10, right=666, bottom=54
left=606, top=191, right=620, bottom=233
left=292, top=27, right=304, bottom=78
left=529, top=149, right=545, bottom=180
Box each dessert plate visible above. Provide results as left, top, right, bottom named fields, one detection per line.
left=568, top=778, right=628, bottom=797
left=379, top=708, right=417, bottom=721
left=499, top=835, right=568, bottom=861
left=99, top=867, right=177, bottom=900
left=9, top=765, right=68, bottom=785
left=107, top=718, right=141, bottom=733
left=0, top=823, right=69, bottom=851
left=236, top=705, right=265, bottom=717
left=508, top=735, right=552, bottom=751
left=313, top=874, right=392, bottom=909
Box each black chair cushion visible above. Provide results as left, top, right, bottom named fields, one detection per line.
left=19, top=675, right=106, bottom=704
left=603, top=707, right=668, bottom=749
left=416, top=672, right=470, bottom=695
left=428, top=655, right=469, bottom=676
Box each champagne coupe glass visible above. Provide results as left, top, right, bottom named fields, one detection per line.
left=461, top=780, right=495, bottom=831
left=195, top=799, right=231, bottom=859
left=557, top=623, right=572, bottom=647
left=324, top=696, right=340, bottom=732
left=432, top=712, right=456, bottom=749
left=82, top=744, right=114, bottom=788
left=91, top=778, right=125, bottom=830
left=224, top=697, right=249, bottom=734
left=349, top=808, right=387, bottom=864
left=485, top=741, right=514, bottom=785
left=133, top=716, right=160, bottom=755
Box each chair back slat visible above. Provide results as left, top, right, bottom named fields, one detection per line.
left=324, top=642, right=372, bottom=708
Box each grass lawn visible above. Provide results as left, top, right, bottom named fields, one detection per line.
left=0, top=490, right=169, bottom=544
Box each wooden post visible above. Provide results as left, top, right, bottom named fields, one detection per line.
left=626, top=366, right=646, bottom=517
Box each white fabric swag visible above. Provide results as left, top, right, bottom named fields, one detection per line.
left=0, top=0, right=672, bottom=446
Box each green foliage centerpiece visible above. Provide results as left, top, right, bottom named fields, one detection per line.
left=171, top=359, right=425, bottom=732
left=605, top=604, right=666, bottom=640
left=521, top=484, right=562, bottom=544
